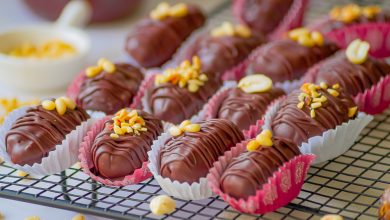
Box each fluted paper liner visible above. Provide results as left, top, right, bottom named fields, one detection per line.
left=263, top=99, right=373, bottom=164
left=232, top=0, right=308, bottom=39
left=130, top=73, right=157, bottom=112
left=79, top=116, right=152, bottom=186
left=207, top=139, right=315, bottom=214
left=324, top=22, right=390, bottom=58
left=0, top=107, right=92, bottom=176
left=148, top=132, right=214, bottom=200
left=303, top=61, right=390, bottom=115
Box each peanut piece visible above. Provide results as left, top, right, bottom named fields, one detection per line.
left=150, top=195, right=176, bottom=216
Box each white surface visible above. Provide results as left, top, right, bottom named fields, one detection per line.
left=0, top=0, right=226, bottom=219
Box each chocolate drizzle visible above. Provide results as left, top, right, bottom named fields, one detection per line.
left=271, top=89, right=356, bottom=146
left=6, top=105, right=89, bottom=166
left=147, top=74, right=221, bottom=124
left=214, top=87, right=285, bottom=130
left=221, top=137, right=299, bottom=199
left=237, top=0, right=293, bottom=34
left=91, top=111, right=163, bottom=180
left=247, top=39, right=339, bottom=82
left=125, top=4, right=205, bottom=68
left=158, top=119, right=244, bottom=183
left=314, top=52, right=390, bottom=96
left=173, top=32, right=265, bottom=78
left=76, top=63, right=144, bottom=115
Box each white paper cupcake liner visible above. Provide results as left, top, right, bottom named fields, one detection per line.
left=86, top=110, right=106, bottom=120
left=262, top=99, right=373, bottom=164
left=148, top=132, right=213, bottom=200
left=0, top=107, right=92, bottom=176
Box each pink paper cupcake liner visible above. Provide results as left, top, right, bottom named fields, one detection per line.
left=325, top=23, right=390, bottom=58
left=130, top=73, right=157, bottom=111
left=67, top=71, right=86, bottom=103
left=303, top=62, right=390, bottom=115
left=79, top=116, right=152, bottom=186
left=207, top=140, right=316, bottom=214
left=232, top=0, right=308, bottom=40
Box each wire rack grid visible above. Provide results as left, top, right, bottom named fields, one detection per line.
left=0, top=0, right=389, bottom=219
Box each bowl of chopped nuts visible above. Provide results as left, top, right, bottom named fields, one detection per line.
left=0, top=0, right=91, bottom=92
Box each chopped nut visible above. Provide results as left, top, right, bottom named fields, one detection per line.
left=261, top=130, right=273, bottom=139
left=110, top=133, right=119, bottom=139
left=235, top=24, right=252, bottom=38
left=298, top=93, right=308, bottom=101
left=102, top=60, right=116, bottom=73
left=320, top=214, right=344, bottom=220
left=169, top=126, right=183, bottom=137
left=237, top=74, right=273, bottom=94
left=188, top=83, right=199, bottom=93
left=362, top=5, right=381, bottom=18
left=59, top=97, right=76, bottom=110
left=17, top=170, right=28, bottom=177
left=288, top=27, right=310, bottom=41
left=346, top=39, right=370, bottom=64
left=24, top=216, right=40, bottom=220
left=310, top=109, right=316, bottom=118
left=184, top=124, right=201, bottom=133
left=179, top=120, right=191, bottom=129
left=72, top=214, right=85, bottom=220
left=332, top=83, right=340, bottom=89
left=41, top=100, right=56, bottom=111
left=55, top=98, right=67, bottom=115
left=320, top=82, right=328, bottom=89
left=311, top=102, right=322, bottom=109
left=297, top=101, right=305, bottom=109
left=327, top=88, right=340, bottom=97
left=150, top=195, right=176, bottom=215
left=169, top=3, right=188, bottom=18
left=297, top=34, right=315, bottom=47
left=313, top=96, right=327, bottom=103
left=86, top=66, right=102, bottom=78
left=255, top=133, right=273, bottom=147
left=348, top=106, right=358, bottom=118
left=247, top=139, right=261, bottom=152
left=311, top=31, right=324, bottom=46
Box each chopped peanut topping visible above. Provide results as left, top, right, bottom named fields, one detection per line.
left=298, top=82, right=355, bottom=118
left=155, top=56, right=207, bottom=93
left=237, top=74, right=273, bottom=94
left=330, top=4, right=382, bottom=23
left=150, top=2, right=188, bottom=20
left=246, top=130, right=273, bottom=152
left=41, top=97, right=75, bottom=116
left=150, top=195, right=176, bottom=215
left=287, top=28, right=324, bottom=47
left=86, top=58, right=116, bottom=78
left=6, top=40, right=76, bottom=59
left=346, top=39, right=370, bottom=64
left=110, top=109, right=147, bottom=138
left=169, top=120, right=201, bottom=137
left=211, top=22, right=252, bottom=38
left=72, top=214, right=85, bottom=220
left=0, top=98, right=39, bottom=124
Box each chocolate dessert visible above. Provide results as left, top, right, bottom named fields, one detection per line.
left=246, top=35, right=339, bottom=82
left=173, top=22, right=265, bottom=78
left=271, top=83, right=358, bottom=146
left=76, top=59, right=144, bottom=115
left=233, top=0, right=294, bottom=34
left=147, top=57, right=221, bottom=124
left=6, top=98, right=89, bottom=166
left=91, top=109, right=163, bottom=179
left=125, top=3, right=205, bottom=68
left=159, top=119, right=244, bottom=183
left=221, top=134, right=299, bottom=199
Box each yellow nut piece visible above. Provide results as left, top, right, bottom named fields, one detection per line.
left=7, top=40, right=76, bottom=59
left=184, top=123, right=201, bottom=133
left=247, top=139, right=261, bottom=152
left=110, top=133, right=119, bottom=139
left=256, top=134, right=273, bottom=147
left=24, top=216, right=40, bottom=220
left=188, top=83, right=199, bottom=93
left=348, top=106, right=358, bottom=118
left=235, top=24, right=252, bottom=38
left=179, top=120, right=191, bottom=129
left=17, top=170, right=28, bottom=177
left=297, top=101, right=304, bottom=109
left=346, top=39, right=370, bottom=64
left=103, top=60, right=116, bottom=73
left=72, top=214, right=85, bottom=220
left=288, top=27, right=310, bottom=41
left=310, top=109, right=316, bottom=118
left=55, top=98, right=67, bottom=115
left=169, top=126, right=183, bottom=137
left=86, top=66, right=102, bottom=78
left=362, top=5, right=381, bottom=19
left=311, top=31, right=324, bottom=46
left=327, top=88, right=340, bottom=97
left=332, top=83, right=340, bottom=89
left=98, top=58, right=110, bottom=67
left=238, top=74, right=273, bottom=94
left=169, top=3, right=188, bottom=17
left=261, top=129, right=272, bottom=139
left=150, top=195, right=176, bottom=216
left=320, top=214, right=344, bottom=220
left=297, top=34, right=315, bottom=47
left=59, top=97, right=76, bottom=110
left=42, top=100, right=56, bottom=111
left=320, top=82, right=328, bottom=89
left=311, top=102, right=322, bottom=109
left=211, top=22, right=252, bottom=38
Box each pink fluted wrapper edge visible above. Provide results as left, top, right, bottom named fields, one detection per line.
left=66, top=71, right=86, bottom=102
left=79, top=116, right=152, bottom=186
left=325, top=23, right=390, bottom=58
left=303, top=62, right=390, bottom=115
left=130, top=73, right=157, bottom=110
left=232, top=0, right=309, bottom=40
left=207, top=140, right=316, bottom=214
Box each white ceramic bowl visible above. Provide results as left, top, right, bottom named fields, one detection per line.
left=0, top=25, right=90, bottom=91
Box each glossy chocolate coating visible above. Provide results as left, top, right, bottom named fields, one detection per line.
left=379, top=187, right=390, bottom=220
left=173, top=32, right=265, bottom=78
left=318, top=12, right=390, bottom=33
left=213, top=87, right=285, bottom=130
left=247, top=39, right=339, bottom=83
left=76, top=63, right=144, bottom=115
left=147, top=73, right=221, bottom=124
left=91, top=111, right=163, bottom=180
left=236, top=0, right=294, bottom=34
left=271, top=89, right=356, bottom=146
left=221, top=137, right=299, bottom=199
left=6, top=105, right=89, bottom=166
left=158, top=119, right=244, bottom=183
left=314, top=52, right=390, bottom=96
left=125, top=4, right=205, bottom=68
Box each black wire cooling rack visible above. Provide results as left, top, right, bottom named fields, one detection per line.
left=0, top=0, right=389, bottom=219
